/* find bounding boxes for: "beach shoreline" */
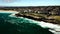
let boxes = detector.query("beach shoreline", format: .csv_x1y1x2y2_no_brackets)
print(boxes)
0,10,18,13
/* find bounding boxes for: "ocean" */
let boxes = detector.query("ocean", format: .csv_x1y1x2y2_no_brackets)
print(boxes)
0,11,59,34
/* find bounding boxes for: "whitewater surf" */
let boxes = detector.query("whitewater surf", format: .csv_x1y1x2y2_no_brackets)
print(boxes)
0,10,60,34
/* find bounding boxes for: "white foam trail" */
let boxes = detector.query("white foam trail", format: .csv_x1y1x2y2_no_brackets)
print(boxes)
9,12,19,17
10,14,60,32
9,11,60,34
31,20,60,33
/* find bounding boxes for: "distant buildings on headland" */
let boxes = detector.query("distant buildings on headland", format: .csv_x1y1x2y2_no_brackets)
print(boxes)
0,6,60,15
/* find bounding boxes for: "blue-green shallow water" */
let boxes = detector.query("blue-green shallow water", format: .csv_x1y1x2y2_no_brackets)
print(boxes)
0,13,54,34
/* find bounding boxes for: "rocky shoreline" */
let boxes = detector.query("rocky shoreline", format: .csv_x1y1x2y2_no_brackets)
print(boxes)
15,13,60,25
15,14,44,21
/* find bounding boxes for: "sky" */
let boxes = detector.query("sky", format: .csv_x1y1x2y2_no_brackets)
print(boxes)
0,0,60,6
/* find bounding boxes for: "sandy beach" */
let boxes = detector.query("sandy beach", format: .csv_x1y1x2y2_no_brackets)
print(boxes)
0,10,18,13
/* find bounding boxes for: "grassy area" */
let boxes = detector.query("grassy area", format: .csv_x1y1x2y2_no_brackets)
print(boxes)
49,16,60,21
54,16,60,21
19,12,47,18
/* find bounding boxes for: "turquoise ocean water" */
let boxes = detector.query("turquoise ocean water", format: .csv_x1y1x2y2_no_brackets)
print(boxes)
0,13,53,34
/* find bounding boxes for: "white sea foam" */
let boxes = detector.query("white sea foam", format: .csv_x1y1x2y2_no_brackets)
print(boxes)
2,10,60,34
10,14,60,33
30,20,60,33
